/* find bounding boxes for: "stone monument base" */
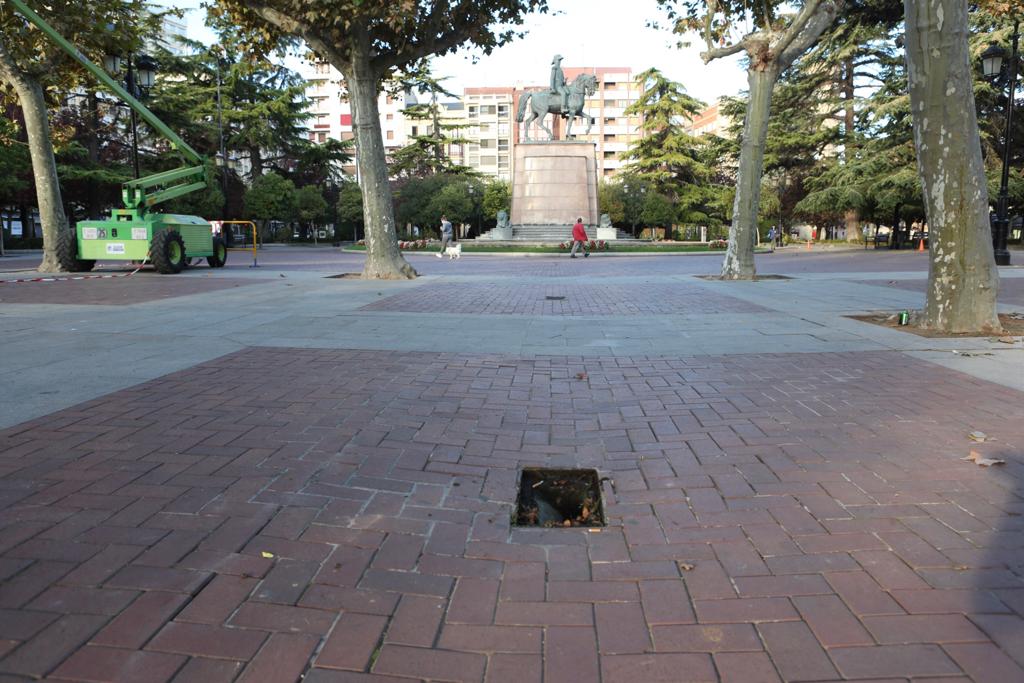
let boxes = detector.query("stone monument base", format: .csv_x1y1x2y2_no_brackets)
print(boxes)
511,141,599,229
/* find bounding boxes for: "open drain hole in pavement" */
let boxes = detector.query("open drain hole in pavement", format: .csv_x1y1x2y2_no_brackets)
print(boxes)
514,468,606,528
545,295,566,300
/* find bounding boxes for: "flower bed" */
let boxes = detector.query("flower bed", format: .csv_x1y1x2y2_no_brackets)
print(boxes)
708,239,728,250
558,240,609,251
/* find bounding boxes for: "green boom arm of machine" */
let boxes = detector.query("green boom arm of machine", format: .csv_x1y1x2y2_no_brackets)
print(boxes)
10,0,209,214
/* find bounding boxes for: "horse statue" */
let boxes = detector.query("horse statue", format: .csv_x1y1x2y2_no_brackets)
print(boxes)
516,73,597,141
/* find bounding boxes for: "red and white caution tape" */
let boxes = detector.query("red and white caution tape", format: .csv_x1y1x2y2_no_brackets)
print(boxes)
0,257,149,285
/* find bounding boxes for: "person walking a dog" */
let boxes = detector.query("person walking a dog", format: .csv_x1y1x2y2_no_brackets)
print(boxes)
437,215,452,258
570,217,589,258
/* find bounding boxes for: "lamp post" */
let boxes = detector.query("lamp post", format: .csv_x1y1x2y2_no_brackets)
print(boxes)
981,21,1019,266
104,53,156,179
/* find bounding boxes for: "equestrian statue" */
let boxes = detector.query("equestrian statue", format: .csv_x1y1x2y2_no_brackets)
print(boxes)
516,54,597,141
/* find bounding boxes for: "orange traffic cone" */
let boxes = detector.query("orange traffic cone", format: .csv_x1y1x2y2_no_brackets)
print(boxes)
917,237,924,252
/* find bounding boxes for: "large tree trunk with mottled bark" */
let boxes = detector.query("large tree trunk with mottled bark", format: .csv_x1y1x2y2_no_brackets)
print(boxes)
904,0,1001,333
11,79,66,272
345,36,415,280
0,44,68,272
722,65,779,279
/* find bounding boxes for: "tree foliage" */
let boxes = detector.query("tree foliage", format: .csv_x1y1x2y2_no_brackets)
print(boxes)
213,0,549,280
0,0,162,271
656,0,842,278
245,171,295,222
482,179,510,222
390,71,472,178
336,180,364,239
621,68,726,226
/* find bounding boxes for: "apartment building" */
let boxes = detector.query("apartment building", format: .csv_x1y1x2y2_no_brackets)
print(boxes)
461,87,515,180
301,64,644,180
685,100,731,138
303,60,411,177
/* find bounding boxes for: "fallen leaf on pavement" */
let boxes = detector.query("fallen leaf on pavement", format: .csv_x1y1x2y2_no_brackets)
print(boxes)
968,431,989,442
963,450,1006,467
260,551,275,558
678,562,694,571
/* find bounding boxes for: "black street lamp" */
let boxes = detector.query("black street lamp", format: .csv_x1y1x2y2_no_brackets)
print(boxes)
981,21,1019,266
104,53,156,179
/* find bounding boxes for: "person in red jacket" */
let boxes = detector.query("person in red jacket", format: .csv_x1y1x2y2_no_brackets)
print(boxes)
570,217,589,258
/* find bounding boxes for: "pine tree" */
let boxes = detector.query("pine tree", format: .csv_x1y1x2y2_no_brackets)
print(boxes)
390,71,472,178
621,68,725,231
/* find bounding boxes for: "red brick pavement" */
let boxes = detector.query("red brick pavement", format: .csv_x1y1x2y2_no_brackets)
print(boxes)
361,283,768,316
1,348,1023,681
0,276,270,306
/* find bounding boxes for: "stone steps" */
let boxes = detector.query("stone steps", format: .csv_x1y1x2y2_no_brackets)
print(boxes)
477,225,632,241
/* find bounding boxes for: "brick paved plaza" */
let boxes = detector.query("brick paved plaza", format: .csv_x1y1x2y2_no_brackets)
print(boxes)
1,247,1023,682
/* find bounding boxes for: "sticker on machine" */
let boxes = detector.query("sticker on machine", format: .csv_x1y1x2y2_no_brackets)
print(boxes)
82,228,98,240
131,228,147,240
106,243,126,255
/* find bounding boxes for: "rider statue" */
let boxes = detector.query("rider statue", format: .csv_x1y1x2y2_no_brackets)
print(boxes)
550,54,569,116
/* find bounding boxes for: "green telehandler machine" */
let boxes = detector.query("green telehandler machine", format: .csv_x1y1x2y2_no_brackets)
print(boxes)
11,0,228,274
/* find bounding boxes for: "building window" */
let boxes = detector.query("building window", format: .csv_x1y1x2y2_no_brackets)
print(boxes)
479,139,495,149
479,123,492,134
468,106,478,118
604,134,616,141
603,151,616,159
604,117,616,125
481,105,496,115
497,139,509,151
498,155,509,168
386,113,394,120
497,123,510,136
318,132,327,143
498,104,509,117
387,130,394,140
468,155,479,165
411,126,418,136
315,62,330,74
480,155,497,166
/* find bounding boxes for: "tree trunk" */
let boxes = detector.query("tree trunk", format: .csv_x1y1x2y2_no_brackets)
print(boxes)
0,46,68,272
722,65,779,279
345,36,415,280
904,0,1001,333
249,146,263,180
842,58,863,242
16,79,67,272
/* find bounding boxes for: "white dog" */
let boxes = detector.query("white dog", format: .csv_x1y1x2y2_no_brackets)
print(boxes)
444,243,462,260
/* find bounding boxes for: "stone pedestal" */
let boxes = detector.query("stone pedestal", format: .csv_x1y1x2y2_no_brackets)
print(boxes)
511,141,599,228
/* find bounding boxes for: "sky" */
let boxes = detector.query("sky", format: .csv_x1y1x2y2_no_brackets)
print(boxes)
160,0,749,106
